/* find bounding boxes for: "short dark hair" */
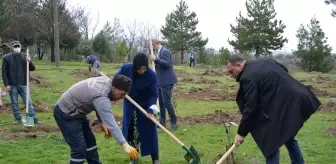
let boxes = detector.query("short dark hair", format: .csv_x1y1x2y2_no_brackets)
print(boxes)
227,55,245,65
111,74,132,92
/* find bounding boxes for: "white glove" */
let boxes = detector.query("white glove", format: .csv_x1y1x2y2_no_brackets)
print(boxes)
149,104,160,115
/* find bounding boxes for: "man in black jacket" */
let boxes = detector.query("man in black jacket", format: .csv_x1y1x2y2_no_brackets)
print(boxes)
226,55,321,164
2,40,42,124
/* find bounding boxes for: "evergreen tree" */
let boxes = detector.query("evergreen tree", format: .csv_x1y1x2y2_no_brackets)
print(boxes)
294,16,334,72
0,0,11,42
228,0,287,58
325,0,336,17
161,0,208,63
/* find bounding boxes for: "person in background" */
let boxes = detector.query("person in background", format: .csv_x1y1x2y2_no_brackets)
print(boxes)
226,55,321,164
188,50,195,67
150,39,178,130
1,40,42,125
54,74,138,164
116,52,160,164
87,54,100,77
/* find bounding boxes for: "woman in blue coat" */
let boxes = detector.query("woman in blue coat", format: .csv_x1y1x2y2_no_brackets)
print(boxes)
115,52,160,164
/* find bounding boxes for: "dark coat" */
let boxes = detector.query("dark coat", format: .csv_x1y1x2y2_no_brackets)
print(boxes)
235,59,321,157
116,63,159,156
154,47,177,87
2,52,35,86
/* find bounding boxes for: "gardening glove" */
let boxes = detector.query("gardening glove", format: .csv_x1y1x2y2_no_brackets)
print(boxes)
101,124,112,139
121,142,139,161
149,104,159,115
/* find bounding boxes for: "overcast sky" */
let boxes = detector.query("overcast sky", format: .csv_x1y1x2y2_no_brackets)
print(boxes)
67,0,336,53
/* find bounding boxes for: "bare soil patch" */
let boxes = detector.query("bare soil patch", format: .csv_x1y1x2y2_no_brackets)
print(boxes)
174,86,236,101
325,127,336,136
0,125,60,140
306,85,336,97
0,101,52,113
70,68,92,79
30,72,52,87
180,76,221,84
178,110,241,125
319,102,336,113
201,69,229,76
299,75,336,88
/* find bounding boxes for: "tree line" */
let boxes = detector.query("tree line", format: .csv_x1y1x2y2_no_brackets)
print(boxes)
0,0,335,72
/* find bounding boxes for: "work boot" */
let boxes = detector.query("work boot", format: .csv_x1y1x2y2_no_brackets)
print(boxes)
12,117,22,125
34,118,43,124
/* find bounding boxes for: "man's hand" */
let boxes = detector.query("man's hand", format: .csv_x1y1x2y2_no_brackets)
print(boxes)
122,142,139,161
234,134,245,146
5,86,11,92
150,54,156,61
101,124,111,139
26,55,31,62
149,104,159,115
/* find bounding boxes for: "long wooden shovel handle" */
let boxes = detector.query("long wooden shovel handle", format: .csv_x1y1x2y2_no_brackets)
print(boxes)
100,72,185,147
148,39,160,109
26,48,29,114
216,144,236,164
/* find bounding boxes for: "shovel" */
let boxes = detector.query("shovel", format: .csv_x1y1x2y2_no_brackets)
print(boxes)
216,144,236,164
148,39,160,117
22,48,34,127
100,72,201,164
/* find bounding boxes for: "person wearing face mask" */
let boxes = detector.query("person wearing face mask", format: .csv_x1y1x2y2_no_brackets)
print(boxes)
54,74,139,164
116,52,160,164
1,40,42,125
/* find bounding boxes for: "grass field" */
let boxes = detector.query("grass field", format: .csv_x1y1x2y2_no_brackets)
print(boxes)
0,61,335,164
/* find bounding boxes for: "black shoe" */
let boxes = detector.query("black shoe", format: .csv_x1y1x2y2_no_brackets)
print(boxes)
171,124,178,131
34,118,43,124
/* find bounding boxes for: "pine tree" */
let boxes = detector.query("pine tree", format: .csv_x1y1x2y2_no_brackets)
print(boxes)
0,0,11,42
161,0,208,63
325,0,336,17
294,16,334,72
228,0,287,58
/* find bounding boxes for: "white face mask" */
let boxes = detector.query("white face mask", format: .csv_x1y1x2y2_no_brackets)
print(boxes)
13,47,21,54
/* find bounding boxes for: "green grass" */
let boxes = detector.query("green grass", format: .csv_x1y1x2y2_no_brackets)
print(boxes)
0,61,335,164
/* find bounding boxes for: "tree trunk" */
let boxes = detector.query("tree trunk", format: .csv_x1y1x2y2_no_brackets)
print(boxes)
255,46,260,59
50,41,55,62
180,50,184,64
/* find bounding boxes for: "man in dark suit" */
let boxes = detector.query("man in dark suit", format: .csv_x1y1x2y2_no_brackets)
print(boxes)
226,55,321,164
150,39,178,130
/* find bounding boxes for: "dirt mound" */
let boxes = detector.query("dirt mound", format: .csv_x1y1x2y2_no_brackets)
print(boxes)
306,85,336,97
29,72,52,87
175,86,236,101
325,127,336,136
201,69,229,76
0,125,60,140
178,110,241,125
70,69,92,79
180,76,221,84
319,102,336,112
33,101,53,112
0,101,52,113
89,116,122,132
0,103,11,113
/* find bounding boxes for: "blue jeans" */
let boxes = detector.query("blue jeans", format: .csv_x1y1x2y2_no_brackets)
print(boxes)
54,105,101,164
158,84,177,126
9,85,36,120
266,137,304,164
